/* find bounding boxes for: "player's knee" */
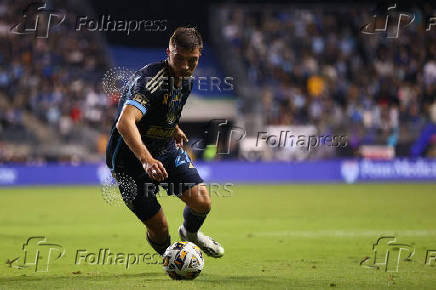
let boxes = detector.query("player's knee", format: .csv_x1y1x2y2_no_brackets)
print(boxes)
181,185,211,213
193,193,211,214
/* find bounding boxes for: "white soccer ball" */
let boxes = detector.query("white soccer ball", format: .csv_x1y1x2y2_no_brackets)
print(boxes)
162,241,204,280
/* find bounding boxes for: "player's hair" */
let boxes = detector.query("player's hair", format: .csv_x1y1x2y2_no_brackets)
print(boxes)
169,26,203,51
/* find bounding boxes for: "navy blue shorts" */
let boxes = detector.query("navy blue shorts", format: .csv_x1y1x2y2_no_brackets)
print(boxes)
113,147,203,222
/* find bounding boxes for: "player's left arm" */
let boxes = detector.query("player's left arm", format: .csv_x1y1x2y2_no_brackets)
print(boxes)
173,124,188,148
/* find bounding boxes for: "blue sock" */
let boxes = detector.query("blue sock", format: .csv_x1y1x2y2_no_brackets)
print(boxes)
183,206,208,233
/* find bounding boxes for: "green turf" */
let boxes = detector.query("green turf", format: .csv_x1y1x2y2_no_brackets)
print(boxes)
1,184,436,289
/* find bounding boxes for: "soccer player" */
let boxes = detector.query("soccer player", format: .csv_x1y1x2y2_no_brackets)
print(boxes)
105,27,224,258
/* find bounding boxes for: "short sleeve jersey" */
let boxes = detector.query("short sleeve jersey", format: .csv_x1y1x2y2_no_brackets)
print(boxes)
106,60,193,170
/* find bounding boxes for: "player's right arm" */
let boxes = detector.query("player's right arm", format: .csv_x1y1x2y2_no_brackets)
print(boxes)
116,96,168,182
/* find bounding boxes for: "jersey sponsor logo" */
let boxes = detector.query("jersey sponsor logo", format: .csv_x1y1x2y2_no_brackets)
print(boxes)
145,126,175,139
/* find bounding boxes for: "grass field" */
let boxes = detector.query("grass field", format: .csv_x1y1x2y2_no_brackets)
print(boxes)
1,184,436,289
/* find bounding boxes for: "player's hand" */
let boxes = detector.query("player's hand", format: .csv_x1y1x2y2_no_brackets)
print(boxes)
174,127,188,148
142,157,168,182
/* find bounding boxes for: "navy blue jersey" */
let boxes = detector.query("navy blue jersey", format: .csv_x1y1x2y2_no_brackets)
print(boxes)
106,60,193,171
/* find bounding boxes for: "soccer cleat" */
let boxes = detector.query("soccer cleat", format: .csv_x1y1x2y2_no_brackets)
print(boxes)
178,225,224,258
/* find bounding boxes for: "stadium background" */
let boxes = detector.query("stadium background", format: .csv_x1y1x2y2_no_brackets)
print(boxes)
1,0,436,289
0,0,435,184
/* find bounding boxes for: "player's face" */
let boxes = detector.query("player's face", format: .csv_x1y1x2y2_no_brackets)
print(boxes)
167,45,201,77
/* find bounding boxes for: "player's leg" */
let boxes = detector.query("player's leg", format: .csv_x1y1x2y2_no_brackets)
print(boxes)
143,208,171,255
178,184,224,258
117,171,171,255
166,147,224,257
179,184,210,233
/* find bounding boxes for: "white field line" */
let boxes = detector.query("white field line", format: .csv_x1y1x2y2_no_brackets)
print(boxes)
254,230,436,237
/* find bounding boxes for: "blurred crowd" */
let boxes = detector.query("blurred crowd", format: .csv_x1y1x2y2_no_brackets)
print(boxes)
1,2,436,162
0,0,114,162
221,4,436,156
